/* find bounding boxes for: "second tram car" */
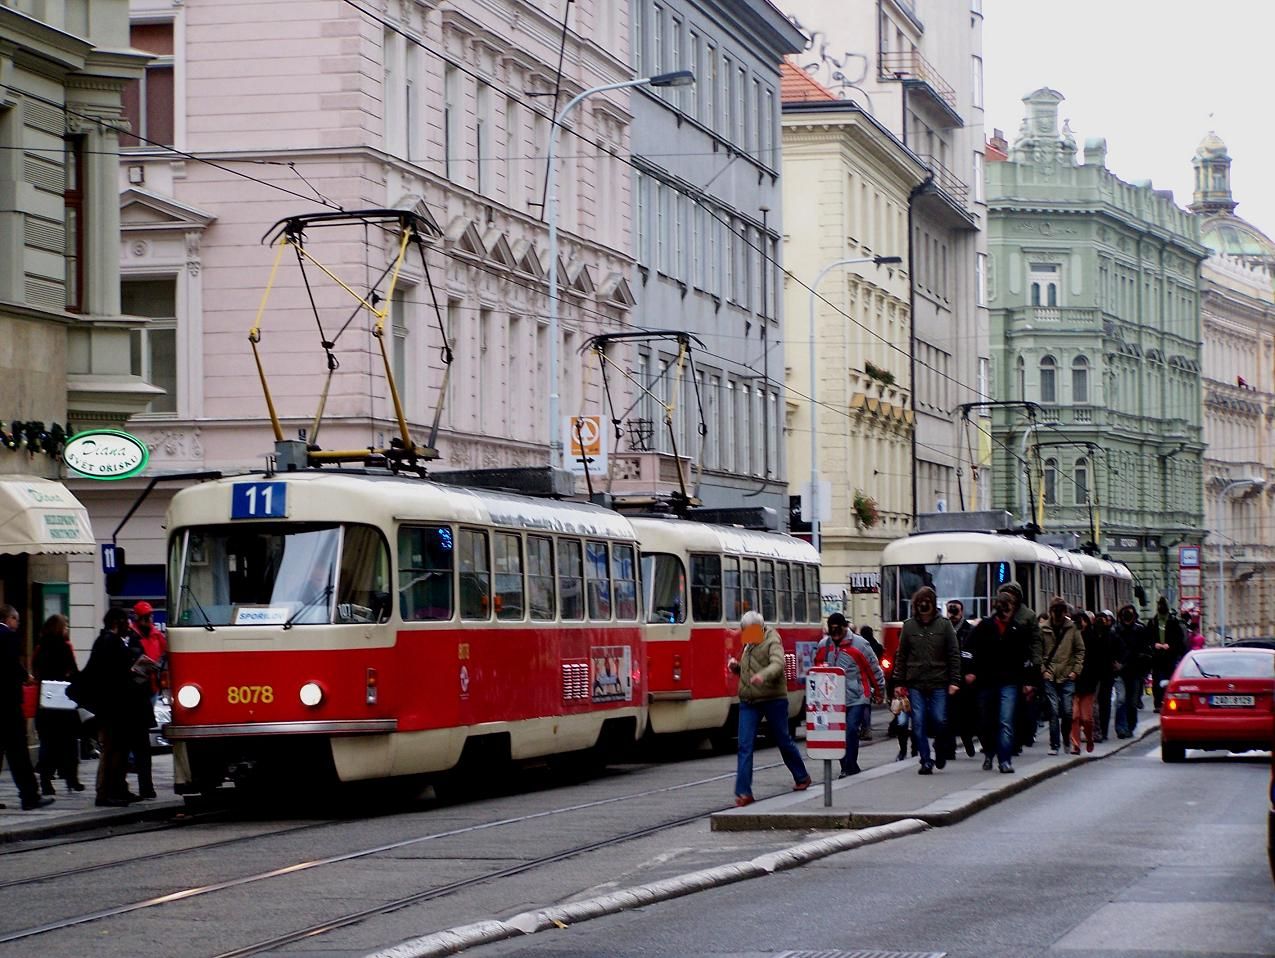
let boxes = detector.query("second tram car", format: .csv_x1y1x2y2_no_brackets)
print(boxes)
631,517,821,737
876,532,1133,683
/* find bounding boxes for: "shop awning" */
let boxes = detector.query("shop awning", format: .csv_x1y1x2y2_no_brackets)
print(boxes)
0,477,96,556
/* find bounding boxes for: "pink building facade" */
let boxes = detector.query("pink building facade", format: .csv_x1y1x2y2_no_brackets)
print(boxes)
68,0,639,644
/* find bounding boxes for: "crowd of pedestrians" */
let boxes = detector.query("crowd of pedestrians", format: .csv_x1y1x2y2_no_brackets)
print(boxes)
1,602,166,811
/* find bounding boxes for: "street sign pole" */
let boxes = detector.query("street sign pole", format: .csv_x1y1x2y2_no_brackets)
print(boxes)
805,665,846,808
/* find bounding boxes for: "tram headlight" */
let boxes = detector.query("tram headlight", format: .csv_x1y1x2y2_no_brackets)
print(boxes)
176,684,202,709
299,682,324,707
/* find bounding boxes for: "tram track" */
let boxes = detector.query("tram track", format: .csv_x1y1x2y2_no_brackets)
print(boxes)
0,759,779,948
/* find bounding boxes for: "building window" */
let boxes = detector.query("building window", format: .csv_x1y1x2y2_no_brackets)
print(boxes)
1044,458,1058,505
121,22,175,148
1074,457,1089,505
1029,263,1060,307
973,150,985,204
975,252,987,307
476,83,491,194
704,41,717,131
720,53,733,144
124,277,178,414
63,136,85,313
1039,355,1056,403
391,288,411,414
972,55,983,109
1072,356,1089,403
443,65,460,181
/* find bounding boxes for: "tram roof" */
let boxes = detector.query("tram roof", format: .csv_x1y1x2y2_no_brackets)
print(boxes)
628,515,820,563
166,471,639,540
880,531,1090,569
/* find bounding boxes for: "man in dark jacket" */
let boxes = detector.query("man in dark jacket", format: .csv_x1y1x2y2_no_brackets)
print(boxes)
1149,596,1186,712
894,586,960,774
0,605,53,810
946,600,978,758
967,583,1042,774
80,607,150,806
1092,610,1118,742
1112,604,1149,738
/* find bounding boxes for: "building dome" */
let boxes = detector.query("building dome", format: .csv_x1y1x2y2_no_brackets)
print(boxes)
1200,213,1275,266
1195,130,1228,159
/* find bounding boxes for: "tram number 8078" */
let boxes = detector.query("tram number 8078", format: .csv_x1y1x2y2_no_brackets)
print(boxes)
227,685,274,705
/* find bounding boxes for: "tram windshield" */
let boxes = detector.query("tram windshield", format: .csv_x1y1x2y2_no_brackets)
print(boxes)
881,562,1004,622
171,522,391,627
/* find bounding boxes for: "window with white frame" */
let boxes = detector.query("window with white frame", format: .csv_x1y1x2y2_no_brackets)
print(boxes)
972,55,983,109
476,83,492,195
1072,356,1089,404
1029,263,1060,307
391,287,411,415
973,150,985,204
405,43,421,162
652,3,664,76
124,277,178,414
443,65,461,181
1039,355,1057,403
704,41,717,131
1074,457,1089,505
1044,458,1058,505
975,252,987,306
505,96,523,206
721,53,733,143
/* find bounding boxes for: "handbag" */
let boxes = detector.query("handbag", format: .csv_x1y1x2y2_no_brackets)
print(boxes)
21,681,37,719
38,679,77,711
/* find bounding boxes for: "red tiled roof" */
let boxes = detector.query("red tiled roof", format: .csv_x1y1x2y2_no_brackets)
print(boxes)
781,60,837,103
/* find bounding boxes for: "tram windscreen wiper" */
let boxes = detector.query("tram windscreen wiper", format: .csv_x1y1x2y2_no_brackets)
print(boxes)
181,582,216,632
283,585,333,630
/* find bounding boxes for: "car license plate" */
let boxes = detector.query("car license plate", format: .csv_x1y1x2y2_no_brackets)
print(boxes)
1210,694,1255,707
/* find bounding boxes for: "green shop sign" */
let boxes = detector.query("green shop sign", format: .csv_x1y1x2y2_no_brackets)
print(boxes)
62,429,149,480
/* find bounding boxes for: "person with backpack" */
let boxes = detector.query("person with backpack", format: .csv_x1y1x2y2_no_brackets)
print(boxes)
814,613,885,777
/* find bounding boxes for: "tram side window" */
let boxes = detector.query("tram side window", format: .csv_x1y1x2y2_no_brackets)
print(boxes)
690,553,722,622
1017,563,1036,610
791,564,806,623
805,564,820,622
397,525,454,621
558,539,584,621
642,552,686,623
585,540,612,620
759,560,777,622
493,532,524,621
459,528,491,620
723,556,741,621
741,558,758,616
612,543,638,620
335,525,391,623
775,562,791,622
527,535,555,620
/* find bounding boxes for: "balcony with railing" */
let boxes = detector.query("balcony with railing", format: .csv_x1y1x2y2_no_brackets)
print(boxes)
1006,306,1103,329
913,153,976,227
879,49,962,126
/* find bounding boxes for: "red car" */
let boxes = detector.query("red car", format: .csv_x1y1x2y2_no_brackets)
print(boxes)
1160,647,1275,763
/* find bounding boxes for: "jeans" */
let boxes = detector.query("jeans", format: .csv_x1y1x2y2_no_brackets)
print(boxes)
1114,673,1143,736
908,687,951,767
1096,677,1114,740
842,703,868,773
979,684,1017,764
735,697,808,798
1043,679,1075,750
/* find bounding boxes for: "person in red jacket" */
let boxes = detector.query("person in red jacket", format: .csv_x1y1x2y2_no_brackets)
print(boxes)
129,601,167,702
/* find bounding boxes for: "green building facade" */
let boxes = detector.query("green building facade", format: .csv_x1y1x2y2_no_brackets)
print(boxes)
986,90,1206,609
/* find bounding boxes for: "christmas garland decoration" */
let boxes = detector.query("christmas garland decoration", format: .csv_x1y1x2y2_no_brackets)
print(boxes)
0,422,68,459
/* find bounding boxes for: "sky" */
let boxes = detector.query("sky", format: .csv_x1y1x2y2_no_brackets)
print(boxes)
983,0,1275,235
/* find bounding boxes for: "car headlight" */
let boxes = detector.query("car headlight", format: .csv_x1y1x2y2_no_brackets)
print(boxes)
176,684,201,709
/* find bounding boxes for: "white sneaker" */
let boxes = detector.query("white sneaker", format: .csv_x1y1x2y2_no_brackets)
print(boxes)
1048,748,1059,756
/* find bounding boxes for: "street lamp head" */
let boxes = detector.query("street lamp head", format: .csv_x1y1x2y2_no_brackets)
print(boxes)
648,70,695,88
873,255,903,265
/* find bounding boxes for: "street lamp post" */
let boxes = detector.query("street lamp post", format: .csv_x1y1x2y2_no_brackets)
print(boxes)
1216,476,1264,643
546,70,694,469
807,255,902,551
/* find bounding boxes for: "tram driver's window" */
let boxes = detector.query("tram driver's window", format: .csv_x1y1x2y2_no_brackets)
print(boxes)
557,539,584,620
585,540,612,620
493,532,524,621
690,554,722,622
459,528,491,620
527,535,556,620
397,525,454,621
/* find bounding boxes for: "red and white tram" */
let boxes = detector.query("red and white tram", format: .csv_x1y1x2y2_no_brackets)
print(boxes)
876,531,1133,684
164,471,646,793
163,470,823,792
631,517,822,737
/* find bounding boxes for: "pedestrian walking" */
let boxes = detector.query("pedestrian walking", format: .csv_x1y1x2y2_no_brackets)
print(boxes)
858,625,883,740
0,605,53,810
1149,596,1185,712
888,684,911,760
967,585,1042,774
1040,597,1084,755
129,600,167,704
1091,610,1118,742
33,613,83,794
894,586,960,774
1070,610,1102,753
1111,604,1149,738
946,600,978,758
728,611,811,806
813,612,885,777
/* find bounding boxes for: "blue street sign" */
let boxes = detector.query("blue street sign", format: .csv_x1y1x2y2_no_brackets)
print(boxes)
102,543,121,574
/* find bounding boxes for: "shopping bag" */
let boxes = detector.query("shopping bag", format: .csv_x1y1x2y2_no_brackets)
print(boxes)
38,679,77,711
21,681,37,719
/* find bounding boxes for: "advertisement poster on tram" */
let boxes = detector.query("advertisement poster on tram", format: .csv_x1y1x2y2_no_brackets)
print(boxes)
590,645,633,702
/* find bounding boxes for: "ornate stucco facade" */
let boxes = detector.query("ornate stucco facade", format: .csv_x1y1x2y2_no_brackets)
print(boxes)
987,89,1206,608
1190,134,1275,640
781,64,926,628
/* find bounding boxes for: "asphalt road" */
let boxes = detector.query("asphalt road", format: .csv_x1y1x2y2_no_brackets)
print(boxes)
473,743,1275,958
